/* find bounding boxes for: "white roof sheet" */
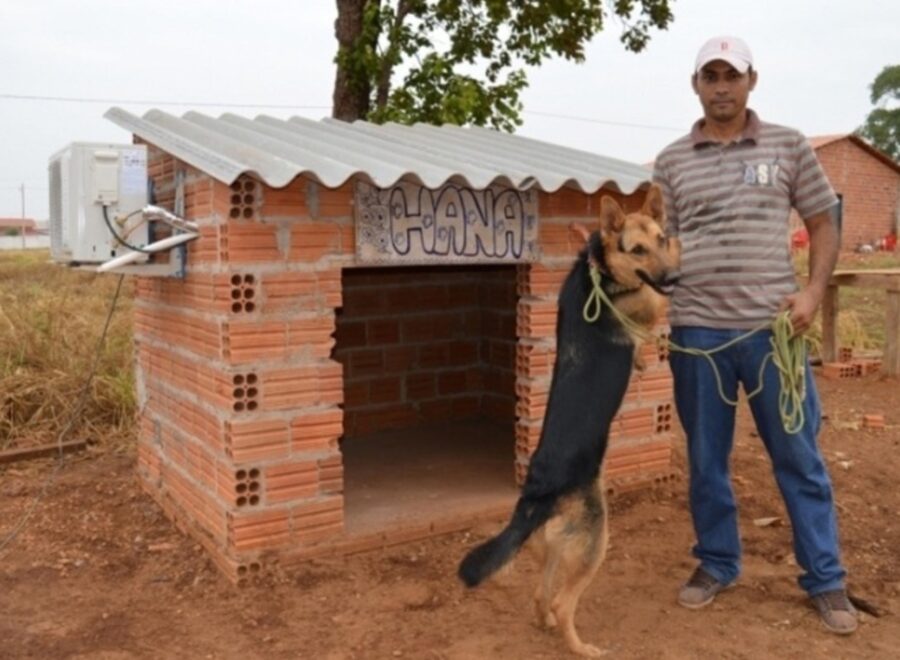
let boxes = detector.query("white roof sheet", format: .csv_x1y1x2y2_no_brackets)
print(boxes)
105,107,651,194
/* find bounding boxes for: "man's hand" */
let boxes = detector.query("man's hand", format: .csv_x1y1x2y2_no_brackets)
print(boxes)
780,287,822,336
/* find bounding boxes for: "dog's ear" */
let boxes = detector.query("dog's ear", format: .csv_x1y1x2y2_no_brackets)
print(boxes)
641,184,666,227
569,221,591,245
599,196,626,234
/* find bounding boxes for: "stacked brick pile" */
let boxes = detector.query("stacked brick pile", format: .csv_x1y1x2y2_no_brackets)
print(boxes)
820,346,882,380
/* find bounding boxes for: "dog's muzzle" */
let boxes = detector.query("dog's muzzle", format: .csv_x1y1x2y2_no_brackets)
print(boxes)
638,269,681,296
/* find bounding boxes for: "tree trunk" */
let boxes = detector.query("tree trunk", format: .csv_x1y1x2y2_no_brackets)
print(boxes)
333,0,372,122
374,0,409,111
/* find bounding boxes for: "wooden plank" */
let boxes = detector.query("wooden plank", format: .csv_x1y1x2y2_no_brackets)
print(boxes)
815,270,900,370
821,283,839,364
830,270,900,290
885,289,900,377
0,440,87,465
832,269,900,276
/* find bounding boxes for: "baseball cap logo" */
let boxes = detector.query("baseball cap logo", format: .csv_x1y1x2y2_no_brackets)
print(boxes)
721,41,730,50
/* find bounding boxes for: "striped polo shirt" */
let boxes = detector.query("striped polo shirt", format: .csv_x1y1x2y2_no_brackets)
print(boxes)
653,109,838,329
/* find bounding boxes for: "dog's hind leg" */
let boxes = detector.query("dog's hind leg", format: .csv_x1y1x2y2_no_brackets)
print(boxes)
532,523,563,629
550,487,610,658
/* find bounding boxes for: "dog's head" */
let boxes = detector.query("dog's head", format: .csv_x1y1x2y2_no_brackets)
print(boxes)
591,184,681,295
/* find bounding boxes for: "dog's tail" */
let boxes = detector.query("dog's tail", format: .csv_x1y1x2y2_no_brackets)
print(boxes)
458,491,558,587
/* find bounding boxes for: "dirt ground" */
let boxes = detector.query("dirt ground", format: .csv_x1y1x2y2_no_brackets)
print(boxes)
1,372,898,660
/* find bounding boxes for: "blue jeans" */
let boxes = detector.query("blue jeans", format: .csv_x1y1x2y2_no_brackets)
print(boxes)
669,326,846,596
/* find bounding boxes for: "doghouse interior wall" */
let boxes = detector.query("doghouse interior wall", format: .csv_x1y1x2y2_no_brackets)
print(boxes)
334,265,518,437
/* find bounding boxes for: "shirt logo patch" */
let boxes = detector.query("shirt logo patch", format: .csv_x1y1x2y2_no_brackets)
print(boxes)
742,161,780,187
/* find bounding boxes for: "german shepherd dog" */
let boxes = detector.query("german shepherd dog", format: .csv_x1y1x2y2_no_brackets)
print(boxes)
458,184,681,657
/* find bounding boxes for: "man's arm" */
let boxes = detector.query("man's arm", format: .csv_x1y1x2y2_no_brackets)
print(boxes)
782,204,841,335
652,159,679,238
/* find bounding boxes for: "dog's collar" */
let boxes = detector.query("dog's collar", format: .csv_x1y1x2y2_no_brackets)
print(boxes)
586,254,643,296
604,278,643,295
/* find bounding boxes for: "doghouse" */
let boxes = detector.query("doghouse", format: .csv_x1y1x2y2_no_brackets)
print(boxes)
106,108,677,582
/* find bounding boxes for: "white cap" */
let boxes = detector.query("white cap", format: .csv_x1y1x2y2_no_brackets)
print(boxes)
694,36,753,74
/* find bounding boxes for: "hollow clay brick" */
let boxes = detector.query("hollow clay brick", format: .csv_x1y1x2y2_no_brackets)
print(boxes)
290,408,343,454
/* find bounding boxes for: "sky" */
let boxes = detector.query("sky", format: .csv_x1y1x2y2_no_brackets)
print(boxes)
1,0,897,221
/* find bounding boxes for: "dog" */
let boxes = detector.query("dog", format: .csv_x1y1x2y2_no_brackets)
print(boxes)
458,184,681,657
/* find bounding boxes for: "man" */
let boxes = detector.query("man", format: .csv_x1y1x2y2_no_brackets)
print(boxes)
652,36,856,635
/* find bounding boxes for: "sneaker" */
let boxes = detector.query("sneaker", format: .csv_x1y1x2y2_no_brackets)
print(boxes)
811,589,858,635
678,566,728,609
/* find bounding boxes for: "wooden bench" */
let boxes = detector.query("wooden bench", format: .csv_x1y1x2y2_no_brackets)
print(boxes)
820,269,900,376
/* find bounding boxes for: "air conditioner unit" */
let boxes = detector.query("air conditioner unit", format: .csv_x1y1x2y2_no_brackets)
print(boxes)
48,142,149,264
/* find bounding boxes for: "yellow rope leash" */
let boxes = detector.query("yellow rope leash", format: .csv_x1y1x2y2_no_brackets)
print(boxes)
583,264,808,434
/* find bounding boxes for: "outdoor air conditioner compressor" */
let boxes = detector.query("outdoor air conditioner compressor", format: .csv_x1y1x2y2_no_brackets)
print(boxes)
48,142,149,264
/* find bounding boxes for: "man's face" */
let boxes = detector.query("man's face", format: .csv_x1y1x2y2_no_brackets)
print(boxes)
691,60,757,123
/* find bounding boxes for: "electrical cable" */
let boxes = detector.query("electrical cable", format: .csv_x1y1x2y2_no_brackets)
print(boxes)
119,206,198,241
0,93,684,132
102,205,152,253
119,207,153,240
0,92,330,110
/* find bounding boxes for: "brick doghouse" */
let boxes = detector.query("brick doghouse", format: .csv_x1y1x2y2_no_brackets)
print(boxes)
106,108,678,582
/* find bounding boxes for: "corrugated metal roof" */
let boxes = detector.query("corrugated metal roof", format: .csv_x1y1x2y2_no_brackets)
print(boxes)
104,107,652,194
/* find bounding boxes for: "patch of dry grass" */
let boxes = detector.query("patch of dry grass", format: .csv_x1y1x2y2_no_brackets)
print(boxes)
0,250,135,450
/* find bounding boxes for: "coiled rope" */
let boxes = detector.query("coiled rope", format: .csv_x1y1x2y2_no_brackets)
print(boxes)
583,264,807,434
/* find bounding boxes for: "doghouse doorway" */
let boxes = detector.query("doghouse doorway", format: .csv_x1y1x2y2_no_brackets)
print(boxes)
334,265,520,539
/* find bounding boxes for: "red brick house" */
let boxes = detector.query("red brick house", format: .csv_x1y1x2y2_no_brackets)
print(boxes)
105,108,677,582
0,217,39,235
798,135,899,251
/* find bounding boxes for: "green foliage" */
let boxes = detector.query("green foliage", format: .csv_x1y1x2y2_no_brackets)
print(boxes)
859,64,900,161
869,64,900,105
335,0,673,130
377,56,528,131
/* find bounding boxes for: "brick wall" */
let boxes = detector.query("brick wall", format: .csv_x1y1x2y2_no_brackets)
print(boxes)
334,266,517,437
136,145,351,581
793,138,900,251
